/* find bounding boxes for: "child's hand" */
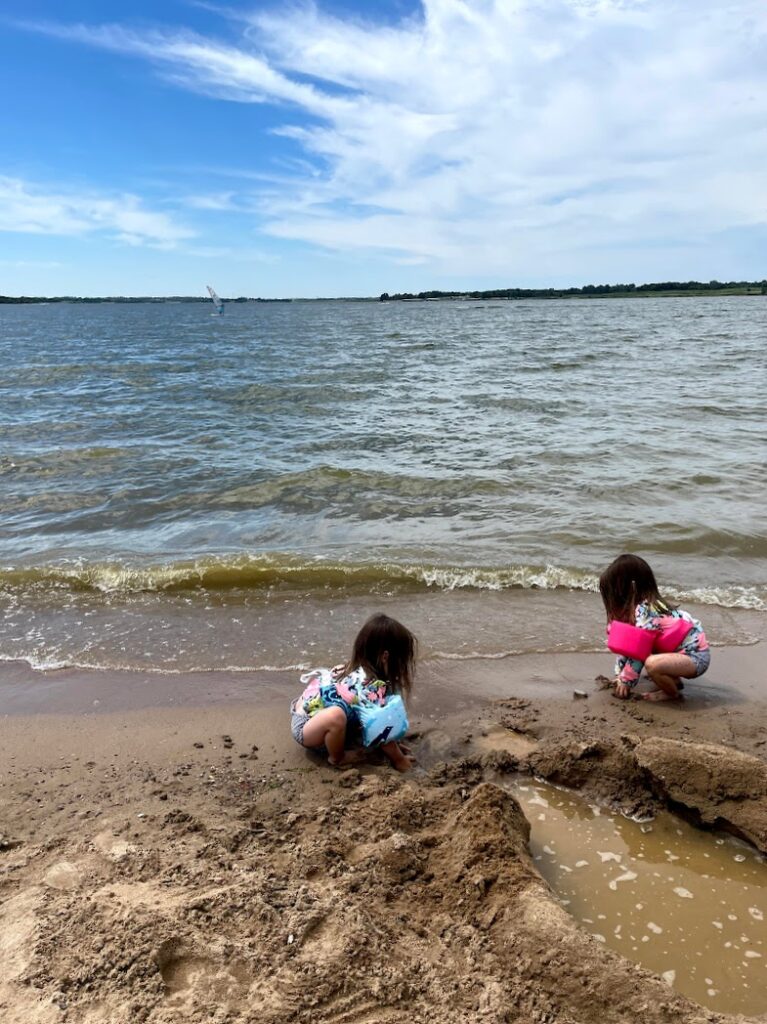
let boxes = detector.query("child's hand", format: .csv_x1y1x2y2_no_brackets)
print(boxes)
613,679,632,700
381,740,416,772
391,752,416,772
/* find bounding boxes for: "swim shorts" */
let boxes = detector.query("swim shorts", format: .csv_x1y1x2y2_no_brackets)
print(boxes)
687,648,711,677
290,701,311,746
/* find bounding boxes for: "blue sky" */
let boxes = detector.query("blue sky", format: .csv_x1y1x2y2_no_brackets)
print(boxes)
1,1,765,297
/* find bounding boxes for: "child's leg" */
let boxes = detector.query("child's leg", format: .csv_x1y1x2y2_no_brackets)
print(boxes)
641,653,697,702
300,706,362,766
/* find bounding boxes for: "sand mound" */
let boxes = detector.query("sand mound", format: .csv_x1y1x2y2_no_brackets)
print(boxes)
0,758,749,1024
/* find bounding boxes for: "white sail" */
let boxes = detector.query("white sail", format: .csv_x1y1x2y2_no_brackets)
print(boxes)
206,285,224,314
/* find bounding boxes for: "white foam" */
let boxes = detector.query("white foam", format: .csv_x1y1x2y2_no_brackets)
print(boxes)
598,851,622,863
609,870,637,891
648,922,663,934
661,970,676,986
673,887,694,899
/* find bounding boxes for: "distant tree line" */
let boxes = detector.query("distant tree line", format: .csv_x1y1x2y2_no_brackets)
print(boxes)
0,295,289,304
379,280,767,301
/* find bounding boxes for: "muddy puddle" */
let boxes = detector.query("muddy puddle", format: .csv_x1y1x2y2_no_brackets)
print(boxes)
509,779,767,1016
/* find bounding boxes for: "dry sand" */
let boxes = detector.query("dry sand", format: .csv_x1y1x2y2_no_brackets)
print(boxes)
1,640,766,1023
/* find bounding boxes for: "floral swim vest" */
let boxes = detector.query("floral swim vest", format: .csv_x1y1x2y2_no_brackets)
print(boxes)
615,601,708,686
297,665,387,721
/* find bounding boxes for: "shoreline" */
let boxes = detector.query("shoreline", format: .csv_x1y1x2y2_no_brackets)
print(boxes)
1,635,764,717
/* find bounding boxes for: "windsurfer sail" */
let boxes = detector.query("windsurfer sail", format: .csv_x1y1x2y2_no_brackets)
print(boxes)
206,285,224,315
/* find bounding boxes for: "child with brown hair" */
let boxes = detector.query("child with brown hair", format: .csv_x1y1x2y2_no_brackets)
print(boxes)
290,613,417,770
599,554,710,702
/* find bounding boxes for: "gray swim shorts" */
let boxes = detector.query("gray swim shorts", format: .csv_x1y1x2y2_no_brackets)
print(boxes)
290,701,311,746
687,648,711,677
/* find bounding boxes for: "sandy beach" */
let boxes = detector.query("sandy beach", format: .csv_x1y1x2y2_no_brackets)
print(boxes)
2,635,766,1024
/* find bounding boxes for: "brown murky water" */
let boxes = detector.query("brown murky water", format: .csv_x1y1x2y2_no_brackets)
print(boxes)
509,780,767,1016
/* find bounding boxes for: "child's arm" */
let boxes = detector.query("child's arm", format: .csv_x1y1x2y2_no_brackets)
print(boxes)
615,653,643,686
616,603,662,687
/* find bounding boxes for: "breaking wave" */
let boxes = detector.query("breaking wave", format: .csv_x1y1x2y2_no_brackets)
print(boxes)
0,554,763,610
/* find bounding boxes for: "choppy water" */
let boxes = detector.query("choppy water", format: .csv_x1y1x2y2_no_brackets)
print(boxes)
0,297,764,671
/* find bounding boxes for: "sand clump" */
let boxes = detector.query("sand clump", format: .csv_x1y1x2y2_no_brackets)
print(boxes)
525,733,767,853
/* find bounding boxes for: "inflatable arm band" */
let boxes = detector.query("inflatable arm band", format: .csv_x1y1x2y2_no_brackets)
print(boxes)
355,694,408,748
654,618,693,654
606,621,655,661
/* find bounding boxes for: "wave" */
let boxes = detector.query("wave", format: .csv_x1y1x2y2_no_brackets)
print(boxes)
0,555,594,595
4,633,759,677
0,554,763,610
0,653,311,675
208,465,509,508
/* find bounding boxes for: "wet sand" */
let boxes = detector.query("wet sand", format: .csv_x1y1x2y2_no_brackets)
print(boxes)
1,639,766,1023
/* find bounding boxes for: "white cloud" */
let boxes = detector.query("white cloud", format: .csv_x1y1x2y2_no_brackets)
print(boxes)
0,176,193,248
26,1,767,277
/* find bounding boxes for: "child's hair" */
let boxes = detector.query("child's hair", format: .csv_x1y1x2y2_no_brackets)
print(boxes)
344,613,417,697
598,554,673,622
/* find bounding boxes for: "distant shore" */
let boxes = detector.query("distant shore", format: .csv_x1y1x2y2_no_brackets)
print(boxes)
2,279,766,303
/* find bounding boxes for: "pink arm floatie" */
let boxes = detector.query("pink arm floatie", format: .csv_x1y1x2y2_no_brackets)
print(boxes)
606,620,655,661
653,618,693,653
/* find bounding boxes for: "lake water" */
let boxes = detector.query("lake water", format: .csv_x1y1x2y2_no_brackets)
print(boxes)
0,297,764,672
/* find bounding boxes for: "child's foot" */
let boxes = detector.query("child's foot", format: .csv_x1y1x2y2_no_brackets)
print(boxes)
640,688,683,702
391,753,416,772
328,748,367,768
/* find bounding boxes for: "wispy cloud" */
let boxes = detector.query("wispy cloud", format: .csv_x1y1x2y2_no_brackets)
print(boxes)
186,243,279,263
0,176,194,248
0,258,64,269
23,1,767,276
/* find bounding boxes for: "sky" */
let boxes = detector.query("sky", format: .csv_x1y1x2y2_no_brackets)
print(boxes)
0,0,765,298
